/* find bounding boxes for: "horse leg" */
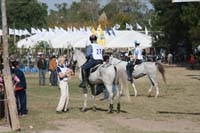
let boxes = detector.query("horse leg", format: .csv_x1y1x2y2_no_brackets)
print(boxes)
148,85,154,97
148,76,159,98
81,87,88,112
131,81,137,97
116,85,121,113
154,83,159,98
90,84,96,112
106,84,114,113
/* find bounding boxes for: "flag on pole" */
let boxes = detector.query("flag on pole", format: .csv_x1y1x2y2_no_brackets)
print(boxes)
9,28,15,35
23,29,30,35
97,25,105,46
136,23,142,30
31,28,37,34
105,28,111,36
172,0,200,2
145,26,148,35
113,24,120,30
111,27,116,36
92,27,97,35
148,19,152,27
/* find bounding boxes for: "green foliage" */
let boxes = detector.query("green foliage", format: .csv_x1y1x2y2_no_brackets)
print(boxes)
48,0,151,29
0,0,48,29
151,0,200,54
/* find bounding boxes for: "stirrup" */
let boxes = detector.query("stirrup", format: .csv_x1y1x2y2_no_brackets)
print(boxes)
79,82,86,88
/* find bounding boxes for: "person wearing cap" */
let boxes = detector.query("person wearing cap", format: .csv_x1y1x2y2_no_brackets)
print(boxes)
126,40,144,81
56,56,74,113
37,54,47,86
79,34,103,88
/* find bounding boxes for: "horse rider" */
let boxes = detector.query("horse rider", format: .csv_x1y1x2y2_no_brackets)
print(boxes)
79,34,103,88
126,40,144,81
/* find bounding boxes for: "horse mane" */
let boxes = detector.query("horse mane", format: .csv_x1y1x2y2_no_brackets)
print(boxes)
74,49,86,67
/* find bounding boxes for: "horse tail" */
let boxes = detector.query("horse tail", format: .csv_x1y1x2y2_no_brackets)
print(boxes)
113,66,118,85
114,65,131,102
156,62,166,83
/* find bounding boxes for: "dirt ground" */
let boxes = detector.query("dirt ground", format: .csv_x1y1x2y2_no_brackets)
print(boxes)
1,66,200,133
41,116,200,133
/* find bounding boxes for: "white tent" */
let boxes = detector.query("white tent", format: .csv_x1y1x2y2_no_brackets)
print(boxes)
17,30,152,49
105,30,152,49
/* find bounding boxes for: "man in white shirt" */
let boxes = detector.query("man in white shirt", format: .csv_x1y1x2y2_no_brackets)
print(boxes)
126,40,143,81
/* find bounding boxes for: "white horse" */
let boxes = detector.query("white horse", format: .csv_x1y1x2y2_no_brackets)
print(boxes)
110,57,166,98
72,49,126,113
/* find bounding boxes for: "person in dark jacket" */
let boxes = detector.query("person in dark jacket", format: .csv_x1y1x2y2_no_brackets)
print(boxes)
37,54,47,86
13,61,28,116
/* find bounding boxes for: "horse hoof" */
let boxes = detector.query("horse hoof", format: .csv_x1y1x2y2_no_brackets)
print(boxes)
117,103,120,113
108,110,113,114
92,106,96,112
81,108,87,112
108,104,113,113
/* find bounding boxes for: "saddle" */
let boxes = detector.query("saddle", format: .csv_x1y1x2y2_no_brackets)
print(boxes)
90,63,112,73
90,64,102,73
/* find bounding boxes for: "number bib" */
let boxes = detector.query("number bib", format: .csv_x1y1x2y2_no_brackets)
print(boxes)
92,43,103,60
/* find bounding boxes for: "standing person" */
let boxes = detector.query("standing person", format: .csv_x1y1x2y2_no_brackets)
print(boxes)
189,54,195,70
37,54,47,86
49,56,57,86
79,34,103,88
13,61,28,116
126,40,144,81
56,56,74,113
167,52,173,64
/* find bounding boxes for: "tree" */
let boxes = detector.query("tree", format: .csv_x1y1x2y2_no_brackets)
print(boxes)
100,0,150,29
0,0,48,29
151,0,200,55
98,12,108,28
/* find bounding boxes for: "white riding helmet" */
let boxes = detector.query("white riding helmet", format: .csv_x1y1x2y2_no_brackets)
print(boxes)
134,40,140,45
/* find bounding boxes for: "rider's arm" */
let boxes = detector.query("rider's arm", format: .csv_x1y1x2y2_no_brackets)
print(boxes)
132,49,139,63
86,45,93,59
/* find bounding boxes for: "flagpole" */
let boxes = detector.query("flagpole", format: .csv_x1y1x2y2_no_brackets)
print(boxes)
13,22,16,46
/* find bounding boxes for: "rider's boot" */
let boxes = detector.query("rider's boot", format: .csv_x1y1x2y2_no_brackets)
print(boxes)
126,62,133,81
79,69,87,88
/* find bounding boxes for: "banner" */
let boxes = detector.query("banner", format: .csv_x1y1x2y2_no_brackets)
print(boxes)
172,0,200,2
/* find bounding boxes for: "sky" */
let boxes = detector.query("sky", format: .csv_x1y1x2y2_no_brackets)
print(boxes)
38,0,153,11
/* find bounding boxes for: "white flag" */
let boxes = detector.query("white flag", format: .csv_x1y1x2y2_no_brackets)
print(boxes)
126,23,131,30
0,29,2,36
172,0,200,2
36,29,42,34
113,24,120,30
136,23,142,30
145,26,148,35
9,28,15,35
31,28,37,34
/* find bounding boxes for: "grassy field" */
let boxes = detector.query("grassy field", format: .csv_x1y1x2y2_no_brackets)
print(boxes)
1,66,200,133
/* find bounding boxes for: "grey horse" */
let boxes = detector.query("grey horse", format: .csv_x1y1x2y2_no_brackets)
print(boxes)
110,57,166,98
72,49,128,113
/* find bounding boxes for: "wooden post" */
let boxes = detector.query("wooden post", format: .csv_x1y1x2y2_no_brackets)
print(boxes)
1,0,20,130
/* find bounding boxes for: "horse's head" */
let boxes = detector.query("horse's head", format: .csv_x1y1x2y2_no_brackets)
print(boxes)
71,49,86,67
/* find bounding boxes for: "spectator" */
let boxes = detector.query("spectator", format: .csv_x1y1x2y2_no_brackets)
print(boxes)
167,53,173,64
56,56,74,113
37,54,47,86
49,56,57,86
189,54,195,70
13,61,28,116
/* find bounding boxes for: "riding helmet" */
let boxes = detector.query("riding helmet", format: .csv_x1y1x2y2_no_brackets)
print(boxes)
89,34,97,43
